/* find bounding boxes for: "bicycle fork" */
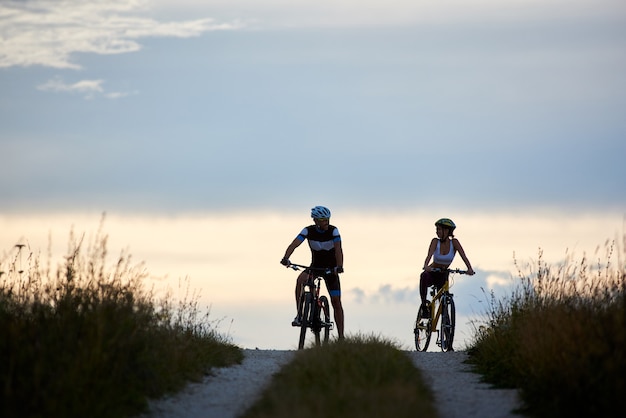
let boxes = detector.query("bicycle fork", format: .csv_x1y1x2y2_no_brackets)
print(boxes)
297,275,314,321
433,303,443,347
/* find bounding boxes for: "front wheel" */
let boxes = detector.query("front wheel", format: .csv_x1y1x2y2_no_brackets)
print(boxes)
440,294,456,352
414,303,432,351
319,296,330,345
298,292,312,350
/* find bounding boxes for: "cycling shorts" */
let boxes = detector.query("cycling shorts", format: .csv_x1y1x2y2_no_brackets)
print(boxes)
421,269,449,290
322,272,341,297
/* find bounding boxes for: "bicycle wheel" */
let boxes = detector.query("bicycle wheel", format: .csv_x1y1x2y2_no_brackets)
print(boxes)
298,292,312,350
414,303,432,351
312,299,322,347
440,294,456,352
319,295,331,345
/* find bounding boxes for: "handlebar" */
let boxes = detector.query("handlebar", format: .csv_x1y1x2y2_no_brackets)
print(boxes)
286,263,332,275
430,267,470,274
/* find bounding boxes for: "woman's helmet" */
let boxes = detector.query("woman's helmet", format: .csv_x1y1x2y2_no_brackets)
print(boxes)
435,218,456,232
311,206,331,219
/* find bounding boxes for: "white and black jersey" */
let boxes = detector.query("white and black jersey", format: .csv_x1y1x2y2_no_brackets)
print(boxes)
296,225,341,268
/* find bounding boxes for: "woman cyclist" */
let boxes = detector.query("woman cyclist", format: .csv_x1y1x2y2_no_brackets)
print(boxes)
419,218,475,318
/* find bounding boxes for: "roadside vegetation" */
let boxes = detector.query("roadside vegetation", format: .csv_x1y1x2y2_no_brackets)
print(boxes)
0,225,242,418
466,238,625,417
241,334,438,418
5,221,624,418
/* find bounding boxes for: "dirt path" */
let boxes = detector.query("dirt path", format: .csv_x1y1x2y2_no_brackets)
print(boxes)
143,349,521,418
408,351,521,418
142,350,295,418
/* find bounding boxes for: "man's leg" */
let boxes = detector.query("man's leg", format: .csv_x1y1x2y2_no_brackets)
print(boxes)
295,272,308,307
293,272,308,324
330,295,344,339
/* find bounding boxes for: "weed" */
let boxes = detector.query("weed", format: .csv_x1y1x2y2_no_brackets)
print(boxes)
241,333,438,418
0,221,242,418
467,237,626,417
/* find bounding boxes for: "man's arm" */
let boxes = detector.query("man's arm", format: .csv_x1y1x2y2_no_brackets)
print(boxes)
334,241,344,271
281,238,303,264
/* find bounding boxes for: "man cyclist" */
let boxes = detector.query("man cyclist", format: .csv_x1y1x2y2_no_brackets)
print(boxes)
280,205,345,340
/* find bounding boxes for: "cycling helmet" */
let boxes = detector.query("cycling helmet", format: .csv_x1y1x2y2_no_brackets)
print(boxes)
311,206,331,219
435,218,456,231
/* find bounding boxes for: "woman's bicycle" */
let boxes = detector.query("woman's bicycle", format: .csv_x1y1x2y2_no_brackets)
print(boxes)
287,263,334,349
414,268,469,352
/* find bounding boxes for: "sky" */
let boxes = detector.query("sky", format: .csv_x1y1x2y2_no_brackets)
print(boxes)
1,0,625,350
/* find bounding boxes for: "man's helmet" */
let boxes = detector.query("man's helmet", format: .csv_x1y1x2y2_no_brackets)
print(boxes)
435,218,456,231
311,206,331,219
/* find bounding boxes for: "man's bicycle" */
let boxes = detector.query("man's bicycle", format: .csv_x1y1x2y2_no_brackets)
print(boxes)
414,268,469,352
287,263,334,349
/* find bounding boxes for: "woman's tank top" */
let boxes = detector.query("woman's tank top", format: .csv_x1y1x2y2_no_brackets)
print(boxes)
433,239,455,265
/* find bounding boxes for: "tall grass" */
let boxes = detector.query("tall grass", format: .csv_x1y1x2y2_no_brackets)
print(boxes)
241,334,438,418
0,224,242,418
467,238,625,417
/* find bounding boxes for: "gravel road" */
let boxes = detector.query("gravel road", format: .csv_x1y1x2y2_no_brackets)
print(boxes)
143,350,295,418
143,349,521,418
408,351,521,418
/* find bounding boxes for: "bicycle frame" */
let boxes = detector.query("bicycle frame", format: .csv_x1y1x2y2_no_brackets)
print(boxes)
288,263,333,349
300,273,326,325
425,281,451,333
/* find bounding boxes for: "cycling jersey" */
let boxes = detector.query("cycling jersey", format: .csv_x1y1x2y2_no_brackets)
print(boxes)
296,225,341,268
433,239,455,265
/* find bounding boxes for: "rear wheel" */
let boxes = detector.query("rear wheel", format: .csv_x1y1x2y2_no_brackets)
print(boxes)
440,294,456,352
298,293,312,349
312,296,332,347
414,303,432,351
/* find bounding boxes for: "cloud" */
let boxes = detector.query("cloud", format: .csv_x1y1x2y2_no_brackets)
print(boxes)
37,77,104,93
370,284,420,304
103,91,136,99
349,288,366,304
348,284,420,305
0,0,243,69
1,0,622,70
151,0,626,29
346,268,521,319
36,76,136,99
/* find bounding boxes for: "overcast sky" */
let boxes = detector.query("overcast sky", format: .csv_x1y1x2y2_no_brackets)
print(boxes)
1,0,625,215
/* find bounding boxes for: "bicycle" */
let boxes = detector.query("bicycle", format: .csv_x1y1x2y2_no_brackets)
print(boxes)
414,268,469,352
286,263,334,349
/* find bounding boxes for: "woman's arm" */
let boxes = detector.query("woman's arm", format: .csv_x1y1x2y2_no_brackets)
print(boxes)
453,239,475,275
422,238,438,271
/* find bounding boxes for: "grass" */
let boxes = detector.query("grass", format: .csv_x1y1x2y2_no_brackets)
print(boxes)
240,334,439,418
466,239,625,417
0,223,243,418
